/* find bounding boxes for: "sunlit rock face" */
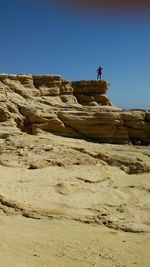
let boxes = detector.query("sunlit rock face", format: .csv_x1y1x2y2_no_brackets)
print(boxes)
0,73,149,144
72,80,112,106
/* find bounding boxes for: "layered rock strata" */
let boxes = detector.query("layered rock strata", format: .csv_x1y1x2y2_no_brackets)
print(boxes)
0,74,149,144
72,80,111,106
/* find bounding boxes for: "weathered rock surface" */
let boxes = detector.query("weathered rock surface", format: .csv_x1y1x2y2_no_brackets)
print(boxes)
72,80,112,106
0,74,150,267
0,74,149,144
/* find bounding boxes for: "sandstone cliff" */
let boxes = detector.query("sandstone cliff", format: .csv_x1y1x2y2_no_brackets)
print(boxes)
0,74,150,267
0,74,149,144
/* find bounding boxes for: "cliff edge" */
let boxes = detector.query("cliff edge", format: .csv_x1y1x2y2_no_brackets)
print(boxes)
0,74,149,144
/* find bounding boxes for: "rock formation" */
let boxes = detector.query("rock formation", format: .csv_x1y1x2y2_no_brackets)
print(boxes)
0,74,150,267
0,73,149,144
72,80,111,106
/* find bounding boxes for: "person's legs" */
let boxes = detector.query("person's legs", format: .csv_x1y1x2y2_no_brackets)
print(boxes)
97,73,102,80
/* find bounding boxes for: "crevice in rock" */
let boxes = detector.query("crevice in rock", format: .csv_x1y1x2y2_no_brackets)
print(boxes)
0,194,41,219
71,147,150,174
57,112,85,137
95,215,145,233
76,177,110,184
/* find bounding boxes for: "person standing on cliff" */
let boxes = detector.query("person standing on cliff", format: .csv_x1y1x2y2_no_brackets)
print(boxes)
97,66,103,80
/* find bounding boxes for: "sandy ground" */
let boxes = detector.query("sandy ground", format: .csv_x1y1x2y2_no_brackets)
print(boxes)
0,133,150,267
0,216,149,267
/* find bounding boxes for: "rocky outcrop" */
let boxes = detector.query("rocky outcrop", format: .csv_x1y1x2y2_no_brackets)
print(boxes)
0,74,110,105
0,74,149,144
58,109,150,144
72,80,112,106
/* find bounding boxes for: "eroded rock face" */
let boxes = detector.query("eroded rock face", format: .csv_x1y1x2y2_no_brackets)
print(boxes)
0,73,149,144
72,80,112,106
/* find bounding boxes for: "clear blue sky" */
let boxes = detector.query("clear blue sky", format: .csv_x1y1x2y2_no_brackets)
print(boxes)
0,0,150,109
